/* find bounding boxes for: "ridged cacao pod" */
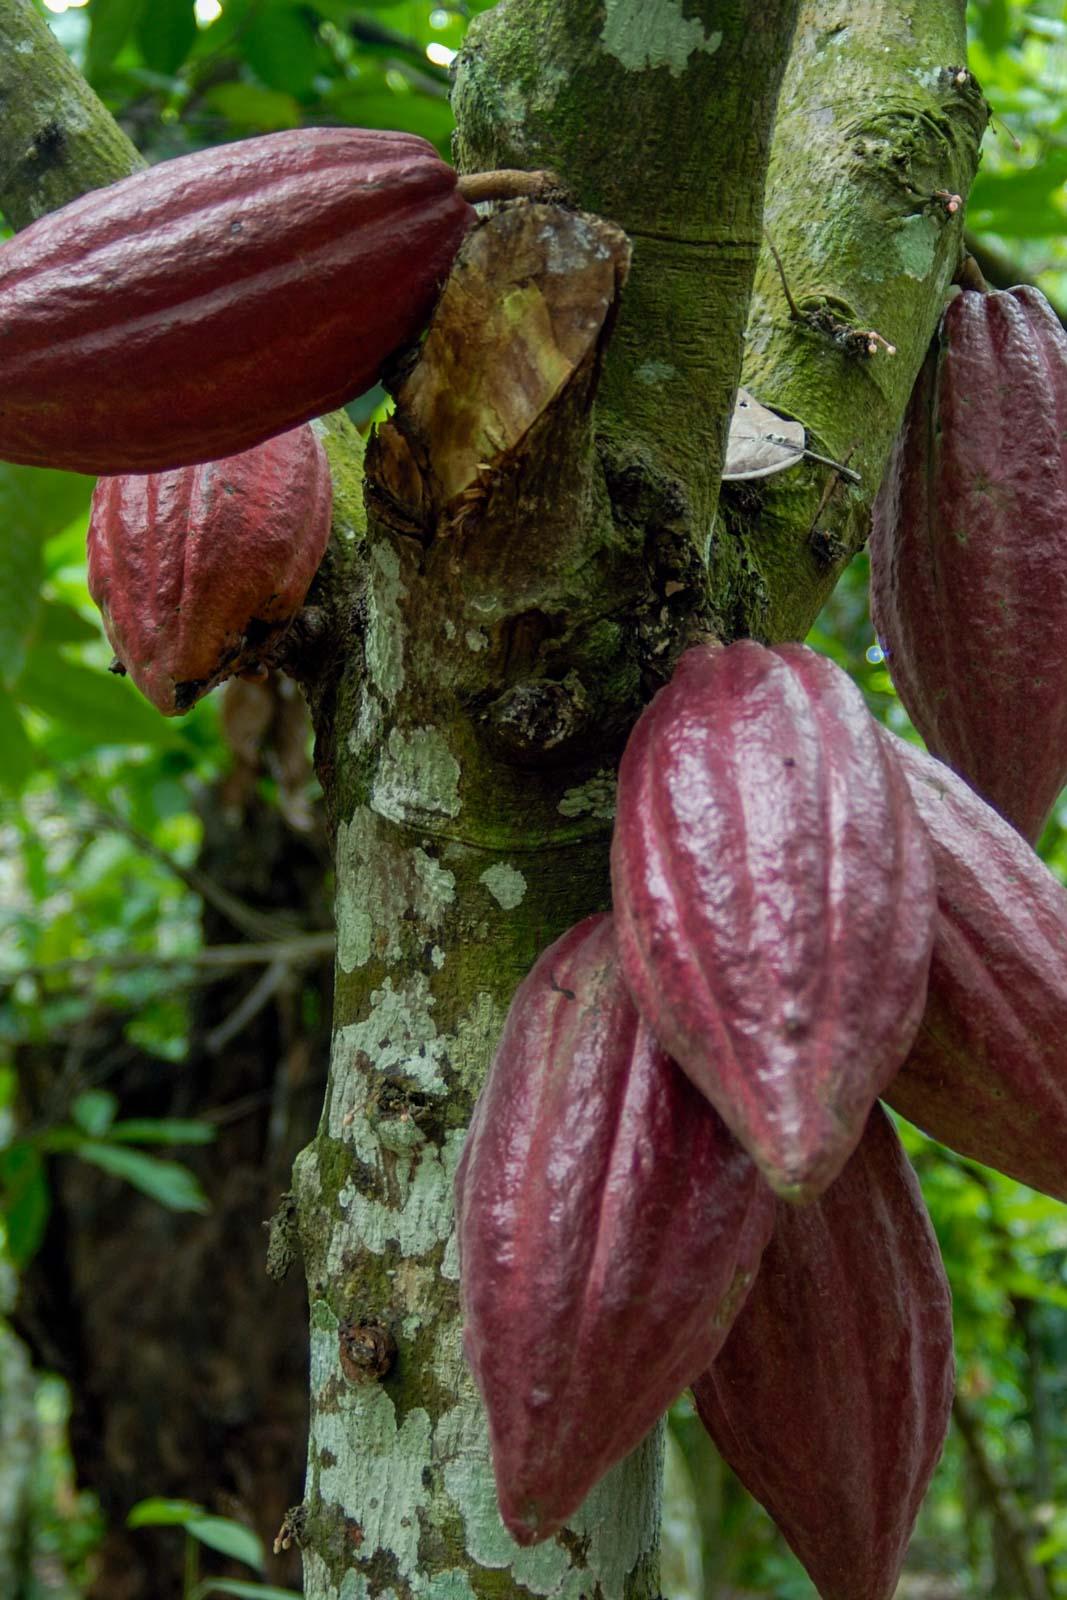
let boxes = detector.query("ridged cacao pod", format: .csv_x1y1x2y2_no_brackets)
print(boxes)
0,128,474,474
880,731,1067,1201
693,1105,954,1600
87,424,332,714
870,286,1067,843
611,640,936,1202
455,913,775,1547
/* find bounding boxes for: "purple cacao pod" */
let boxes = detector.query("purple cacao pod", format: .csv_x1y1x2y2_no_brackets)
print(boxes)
870,286,1067,843
880,729,1067,1201
455,913,775,1547
0,128,474,474
693,1105,954,1600
87,425,332,714
611,640,936,1202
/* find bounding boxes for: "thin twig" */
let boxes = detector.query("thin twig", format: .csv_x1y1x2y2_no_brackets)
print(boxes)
764,228,803,320
203,959,291,1055
59,781,303,943
6,933,336,984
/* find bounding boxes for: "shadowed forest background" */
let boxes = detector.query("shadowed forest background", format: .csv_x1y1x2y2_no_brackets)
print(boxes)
1,0,1067,1596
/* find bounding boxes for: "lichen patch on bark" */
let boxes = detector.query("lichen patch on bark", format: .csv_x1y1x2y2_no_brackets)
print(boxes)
335,809,457,974
557,773,617,821
478,864,527,910
437,1398,663,1598
367,542,407,703
600,0,722,76
371,728,463,828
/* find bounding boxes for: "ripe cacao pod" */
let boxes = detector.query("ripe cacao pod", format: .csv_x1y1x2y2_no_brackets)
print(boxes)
880,730,1067,1201
87,424,332,714
0,128,474,474
870,285,1067,843
693,1104,954,1600
611,640,936,1202
455,913,775,1547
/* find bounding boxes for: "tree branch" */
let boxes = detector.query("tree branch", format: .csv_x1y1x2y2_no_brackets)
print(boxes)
719,0,987,641
0,0,143,229
7,934,335,985
59,784,311,943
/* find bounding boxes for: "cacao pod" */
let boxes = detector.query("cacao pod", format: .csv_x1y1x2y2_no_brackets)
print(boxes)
0,128,474,474
880,729,1067,1201
611,640,936,1202
870,285,1067,843
693,1105,954,1600
455,913,775,1547
87,424,332,714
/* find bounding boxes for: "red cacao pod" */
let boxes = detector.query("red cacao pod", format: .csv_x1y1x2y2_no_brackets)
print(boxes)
455,913,775,1547
87,424,332,714
611,640,936,1202
693,1105,954,1600
880,730,1067,1201
870,286,1067,843
0,128,474,474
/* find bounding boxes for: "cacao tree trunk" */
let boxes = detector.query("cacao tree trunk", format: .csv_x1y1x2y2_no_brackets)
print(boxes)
0,0,984,1595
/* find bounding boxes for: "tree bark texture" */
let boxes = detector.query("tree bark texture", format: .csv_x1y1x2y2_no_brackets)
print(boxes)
0,0,142,229
0,0,985,1597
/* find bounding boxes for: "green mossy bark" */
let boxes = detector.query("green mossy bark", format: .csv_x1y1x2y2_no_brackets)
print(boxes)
0,0,142,230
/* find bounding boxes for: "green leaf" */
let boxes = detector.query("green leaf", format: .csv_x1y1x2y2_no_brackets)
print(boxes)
186,1516,264,1571
0,1143,51,1267
15,645,178,749
75,1142,209,1213
71,1089,118,1137
0,463,93,546
967,149,1067,239
136,0,197,75
323,85,454,149
128,1497,206,1528
0,694,36,794
0,520,43,685
243,4,321,94
107,1118,217,1146
34,600,101,648
193,1584,301,1600
975,0,1011,54
204,83,302,131
88,0,145,75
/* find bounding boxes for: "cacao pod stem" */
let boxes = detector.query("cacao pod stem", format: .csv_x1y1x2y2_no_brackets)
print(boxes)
456,168,566,204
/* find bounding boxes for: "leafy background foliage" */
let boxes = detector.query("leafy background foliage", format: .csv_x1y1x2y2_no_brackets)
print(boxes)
1,0,1066,1594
